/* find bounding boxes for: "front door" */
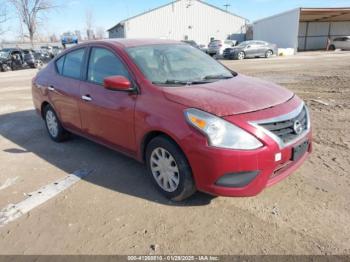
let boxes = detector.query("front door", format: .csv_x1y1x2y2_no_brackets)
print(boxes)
79,47,137,154
245,42,258,58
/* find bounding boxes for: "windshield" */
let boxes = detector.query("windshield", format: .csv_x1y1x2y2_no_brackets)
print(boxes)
237,41,251,47
0,51,9,59
127,44,234,85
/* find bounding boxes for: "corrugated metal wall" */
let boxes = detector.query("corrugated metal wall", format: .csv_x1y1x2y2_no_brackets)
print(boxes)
253,9,300,52
298,21,350,50
109,25,125,38
123,0,247,45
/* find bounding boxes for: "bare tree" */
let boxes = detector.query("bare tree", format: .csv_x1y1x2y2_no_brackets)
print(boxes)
8,0,57,46
85,9,94,40
95,26,105,40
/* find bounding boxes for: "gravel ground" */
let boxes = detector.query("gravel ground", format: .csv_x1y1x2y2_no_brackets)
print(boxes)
0,51,349,255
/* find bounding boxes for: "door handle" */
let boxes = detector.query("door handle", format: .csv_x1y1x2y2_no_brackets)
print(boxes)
48,86,55,91
81,95,92,102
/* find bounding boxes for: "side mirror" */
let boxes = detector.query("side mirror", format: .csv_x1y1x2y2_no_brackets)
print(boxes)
103,76,132,91
247,45,251,49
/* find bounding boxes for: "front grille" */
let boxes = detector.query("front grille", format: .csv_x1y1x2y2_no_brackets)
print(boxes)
259,106,308,144
223,48,233,56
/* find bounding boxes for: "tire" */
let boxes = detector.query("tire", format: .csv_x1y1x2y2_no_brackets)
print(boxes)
1,64,11,72
34,60,43,69
265,50,273,58
44,105,69,142
145,136,196,201
237,51,245,60
329,45,336,51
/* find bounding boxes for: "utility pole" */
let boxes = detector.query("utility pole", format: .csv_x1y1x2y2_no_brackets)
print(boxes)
223,3,231,11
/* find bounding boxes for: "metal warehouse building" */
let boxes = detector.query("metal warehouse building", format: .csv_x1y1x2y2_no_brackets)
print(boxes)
108,0,248,45
253,7,350,53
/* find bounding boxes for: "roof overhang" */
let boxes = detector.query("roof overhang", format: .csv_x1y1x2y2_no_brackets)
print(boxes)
300,8,350,22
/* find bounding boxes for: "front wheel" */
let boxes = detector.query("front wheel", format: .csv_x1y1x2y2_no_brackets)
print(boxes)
1,64,11,72
237,51,245,60
146,136,196,201
265,50,273,58
34,60,43,69
44,105,69,142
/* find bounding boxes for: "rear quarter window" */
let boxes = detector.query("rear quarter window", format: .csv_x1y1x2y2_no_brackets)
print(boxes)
55,56,65,75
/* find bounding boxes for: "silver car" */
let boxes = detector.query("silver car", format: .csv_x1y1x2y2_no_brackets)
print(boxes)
330,36,350,50
223,40,278,60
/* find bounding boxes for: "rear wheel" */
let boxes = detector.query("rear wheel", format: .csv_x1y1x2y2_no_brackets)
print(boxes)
265,50,273,58
237,51,245,60
44,105,69,142
146,136,196,201
329,45,336,51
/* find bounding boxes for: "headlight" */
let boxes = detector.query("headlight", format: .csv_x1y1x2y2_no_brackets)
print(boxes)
184,108,263,150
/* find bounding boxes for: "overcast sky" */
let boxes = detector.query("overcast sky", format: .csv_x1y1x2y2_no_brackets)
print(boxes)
1,0,350,41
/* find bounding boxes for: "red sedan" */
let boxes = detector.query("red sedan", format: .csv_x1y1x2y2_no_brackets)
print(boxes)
32,39,312,201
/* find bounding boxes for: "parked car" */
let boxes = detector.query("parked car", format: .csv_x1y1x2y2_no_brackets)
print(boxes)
207,39,237,56
329,36,350,50
182,40,208,53
0,48,43,71
32,39,312,201
198,44,208,53
23,49,45,68
61,32,78,45
52,46,63,56
182,40,199,48
32,49,53,63
223,40,278,60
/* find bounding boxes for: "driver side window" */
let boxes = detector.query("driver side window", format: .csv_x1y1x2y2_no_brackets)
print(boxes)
87,47,129,85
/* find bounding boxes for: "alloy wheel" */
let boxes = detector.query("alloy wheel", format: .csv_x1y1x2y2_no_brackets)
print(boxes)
238,52,245,60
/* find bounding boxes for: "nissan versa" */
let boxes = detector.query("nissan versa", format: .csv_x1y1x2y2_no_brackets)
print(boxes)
32,39,312,201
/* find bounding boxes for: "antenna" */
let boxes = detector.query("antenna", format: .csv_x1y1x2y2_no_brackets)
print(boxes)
223,3,231,11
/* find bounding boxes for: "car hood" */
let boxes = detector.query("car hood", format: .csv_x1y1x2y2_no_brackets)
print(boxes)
229,46,244,51
162,74,294,116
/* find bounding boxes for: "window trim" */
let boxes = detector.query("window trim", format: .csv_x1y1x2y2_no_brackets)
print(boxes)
83,45,139,93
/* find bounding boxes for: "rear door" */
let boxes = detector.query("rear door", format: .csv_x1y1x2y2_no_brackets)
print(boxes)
48,48,87,132
256,41,268,56
79,46,137,154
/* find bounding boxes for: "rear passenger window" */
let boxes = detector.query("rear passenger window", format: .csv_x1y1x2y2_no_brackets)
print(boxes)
87,48,129,85
56,56,64,74
61,48,85,79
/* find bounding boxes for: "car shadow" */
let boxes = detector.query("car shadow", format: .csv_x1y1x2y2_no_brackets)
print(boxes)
0,110,215,206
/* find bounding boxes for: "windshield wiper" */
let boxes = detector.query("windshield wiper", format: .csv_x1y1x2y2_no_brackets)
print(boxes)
203,74,233,80
152,79,212,85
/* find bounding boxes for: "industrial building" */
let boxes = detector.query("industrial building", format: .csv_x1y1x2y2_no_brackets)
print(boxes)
253,7,350,53
108,0,248,45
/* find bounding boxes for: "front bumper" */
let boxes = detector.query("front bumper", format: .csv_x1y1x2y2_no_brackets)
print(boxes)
223,51,236,59
181,97,312,197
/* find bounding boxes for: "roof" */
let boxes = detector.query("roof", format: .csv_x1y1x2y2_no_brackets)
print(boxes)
254,7,350,24
300,7,350,22
82,38,183,48
108,0,248,31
